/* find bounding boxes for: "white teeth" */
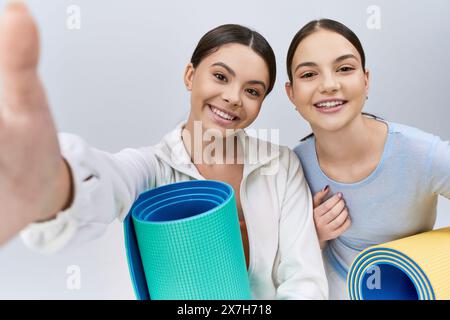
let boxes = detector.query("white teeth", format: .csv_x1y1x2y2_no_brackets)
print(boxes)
210,106,236,120
316,100,344,108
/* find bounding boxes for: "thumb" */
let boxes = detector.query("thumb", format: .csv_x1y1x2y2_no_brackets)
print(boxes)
0,2,41,112
313,185,329,208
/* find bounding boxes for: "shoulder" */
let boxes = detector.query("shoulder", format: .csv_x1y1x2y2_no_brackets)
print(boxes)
389,121,440,144
292,137,317,177
272,146,312,191
387,121,443,156
389,121,432,137
277,144,301,171
242,131,294,169
293,136,315,160
251,140,304,181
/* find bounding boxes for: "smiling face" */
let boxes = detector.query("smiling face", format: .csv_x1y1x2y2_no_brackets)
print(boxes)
286,29,369,133
184,43,270,135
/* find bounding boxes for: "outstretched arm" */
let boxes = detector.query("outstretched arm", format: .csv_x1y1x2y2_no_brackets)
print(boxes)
0,2,72,245
0,3,160,252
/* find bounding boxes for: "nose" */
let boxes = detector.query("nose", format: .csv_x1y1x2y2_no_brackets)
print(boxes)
319,71,341,94
221,85,242,107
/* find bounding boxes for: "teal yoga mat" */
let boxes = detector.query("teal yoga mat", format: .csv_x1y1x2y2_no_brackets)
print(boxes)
123,180,251,300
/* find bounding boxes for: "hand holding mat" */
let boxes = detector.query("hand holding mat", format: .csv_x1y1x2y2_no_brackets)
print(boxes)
347,227,450,300
124,180,252,300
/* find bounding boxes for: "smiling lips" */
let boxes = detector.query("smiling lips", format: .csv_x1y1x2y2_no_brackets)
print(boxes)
209,98,347,121
313,99,348,113
208,104,240,121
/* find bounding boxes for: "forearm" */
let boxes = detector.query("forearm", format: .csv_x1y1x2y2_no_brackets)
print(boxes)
34,157,74,223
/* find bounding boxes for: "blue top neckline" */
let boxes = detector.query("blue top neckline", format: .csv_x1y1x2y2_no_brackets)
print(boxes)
311,119,393,188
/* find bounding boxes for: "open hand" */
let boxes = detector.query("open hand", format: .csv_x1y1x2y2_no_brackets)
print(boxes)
0,2,71,246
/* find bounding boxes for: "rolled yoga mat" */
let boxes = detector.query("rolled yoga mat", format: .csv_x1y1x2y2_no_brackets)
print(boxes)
347,227,450,300
123,180,251,300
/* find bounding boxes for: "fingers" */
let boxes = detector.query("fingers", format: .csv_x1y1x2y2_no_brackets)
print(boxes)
313,185,329,208
313,190,352,242
0,1,38,72
328,207,349,230
321,199,346,224
0,1,42,113
316,209,351,242
330,214,351,239
314,191,343,216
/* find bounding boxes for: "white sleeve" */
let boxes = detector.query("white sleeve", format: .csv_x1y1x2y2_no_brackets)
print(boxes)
275,148,328,300
20,132,161,254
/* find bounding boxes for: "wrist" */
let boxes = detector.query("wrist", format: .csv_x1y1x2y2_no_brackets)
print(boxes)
59,157,74,212
36,157,73,222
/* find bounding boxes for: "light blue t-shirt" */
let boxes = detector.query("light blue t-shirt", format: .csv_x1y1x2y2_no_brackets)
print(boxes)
294,120,450,298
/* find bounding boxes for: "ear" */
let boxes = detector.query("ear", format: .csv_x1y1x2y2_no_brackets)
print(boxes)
285,81,295,105
364,68,370,96
184,63,195,91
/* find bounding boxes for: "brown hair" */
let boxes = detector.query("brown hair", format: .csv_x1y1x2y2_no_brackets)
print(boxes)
286,20,383,141
286,19,366,83
191,24,276,96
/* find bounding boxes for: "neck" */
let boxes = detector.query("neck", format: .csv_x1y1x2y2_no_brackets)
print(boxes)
313,116,384,166
182,115,243,167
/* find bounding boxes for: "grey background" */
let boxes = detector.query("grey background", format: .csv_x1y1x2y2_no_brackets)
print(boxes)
0,0,449,299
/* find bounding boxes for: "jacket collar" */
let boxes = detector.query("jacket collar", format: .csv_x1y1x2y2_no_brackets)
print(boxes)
153,121,280,180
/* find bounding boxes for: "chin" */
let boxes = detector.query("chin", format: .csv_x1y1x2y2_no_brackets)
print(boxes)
199,119,236,137
311,115,352,133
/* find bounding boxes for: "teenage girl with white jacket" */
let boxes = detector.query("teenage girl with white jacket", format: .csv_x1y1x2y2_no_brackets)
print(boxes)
0,2,327,299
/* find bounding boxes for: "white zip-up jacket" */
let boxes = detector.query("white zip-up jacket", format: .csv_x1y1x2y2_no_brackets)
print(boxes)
20,123,328,300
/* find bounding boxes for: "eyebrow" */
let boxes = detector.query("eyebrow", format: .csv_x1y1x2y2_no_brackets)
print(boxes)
210,62,267,92
293,54,359,73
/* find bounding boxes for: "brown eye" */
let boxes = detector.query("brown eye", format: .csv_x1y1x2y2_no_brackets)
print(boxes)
338,66,355,72
300,72,316,79
246,88,260,97
214,73,227,82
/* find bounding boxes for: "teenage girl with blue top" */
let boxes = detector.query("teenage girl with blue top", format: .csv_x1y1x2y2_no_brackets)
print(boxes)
285,19,450,299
